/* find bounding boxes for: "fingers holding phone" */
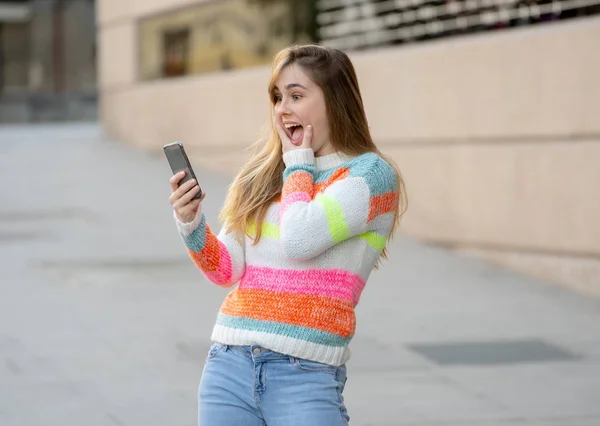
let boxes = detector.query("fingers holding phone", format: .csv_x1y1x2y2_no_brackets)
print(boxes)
169,171,205,223
164,141,205,223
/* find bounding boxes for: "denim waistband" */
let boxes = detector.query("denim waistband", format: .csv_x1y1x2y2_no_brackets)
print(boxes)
219,343,297,361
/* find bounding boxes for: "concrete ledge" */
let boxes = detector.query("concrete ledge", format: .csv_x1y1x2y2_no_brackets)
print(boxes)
457,247,600,298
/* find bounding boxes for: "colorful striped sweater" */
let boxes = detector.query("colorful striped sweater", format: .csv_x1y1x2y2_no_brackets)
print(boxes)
175,149,399,366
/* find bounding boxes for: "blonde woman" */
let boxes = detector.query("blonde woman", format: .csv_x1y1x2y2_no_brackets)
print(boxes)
169,44,406,426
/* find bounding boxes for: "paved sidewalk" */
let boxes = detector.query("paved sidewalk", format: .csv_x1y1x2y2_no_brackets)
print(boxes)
1,123,599,426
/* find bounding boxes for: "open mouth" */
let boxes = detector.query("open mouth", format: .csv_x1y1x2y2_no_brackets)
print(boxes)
284,123,304,144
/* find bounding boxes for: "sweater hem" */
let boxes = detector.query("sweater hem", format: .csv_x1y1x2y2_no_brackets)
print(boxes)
210,324,351,367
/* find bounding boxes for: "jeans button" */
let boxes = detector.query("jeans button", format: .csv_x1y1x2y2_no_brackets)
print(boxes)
253,347,261,354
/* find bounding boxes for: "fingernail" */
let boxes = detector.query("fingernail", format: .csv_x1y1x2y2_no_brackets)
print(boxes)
307,125,313,130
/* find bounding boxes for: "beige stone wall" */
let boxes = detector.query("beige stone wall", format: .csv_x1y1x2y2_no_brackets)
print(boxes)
97,0,600,296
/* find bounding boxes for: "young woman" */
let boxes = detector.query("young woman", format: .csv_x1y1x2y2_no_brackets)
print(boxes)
169,44,406,426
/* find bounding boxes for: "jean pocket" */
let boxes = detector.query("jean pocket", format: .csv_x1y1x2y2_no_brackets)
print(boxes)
292,357,339,374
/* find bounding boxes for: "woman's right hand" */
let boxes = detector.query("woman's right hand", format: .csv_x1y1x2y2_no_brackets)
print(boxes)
169,171,205,223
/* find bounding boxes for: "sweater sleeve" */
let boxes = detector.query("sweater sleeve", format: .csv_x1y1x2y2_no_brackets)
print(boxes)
279,150,399,260
174,210,245,288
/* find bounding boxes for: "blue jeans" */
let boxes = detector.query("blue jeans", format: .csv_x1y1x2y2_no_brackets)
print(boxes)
198,343,350,426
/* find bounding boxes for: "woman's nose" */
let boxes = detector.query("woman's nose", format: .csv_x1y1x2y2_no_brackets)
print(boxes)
276,100,290,116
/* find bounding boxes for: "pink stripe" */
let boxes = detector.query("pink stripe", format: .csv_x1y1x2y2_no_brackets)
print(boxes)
280,191,311,217
240,266,366,306
352,278,367,306
205,241,233,286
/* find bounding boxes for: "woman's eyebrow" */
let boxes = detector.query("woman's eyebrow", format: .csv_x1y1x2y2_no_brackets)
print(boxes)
285,83,308,90
273,83,309,91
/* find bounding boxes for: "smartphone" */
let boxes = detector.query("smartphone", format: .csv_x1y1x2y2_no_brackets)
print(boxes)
163,141,202,200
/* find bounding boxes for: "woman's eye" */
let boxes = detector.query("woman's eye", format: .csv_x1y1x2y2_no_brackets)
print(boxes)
273,95,282,103
293,94,302,101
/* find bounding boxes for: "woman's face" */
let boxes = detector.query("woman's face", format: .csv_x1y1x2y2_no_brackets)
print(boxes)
272,64,333,157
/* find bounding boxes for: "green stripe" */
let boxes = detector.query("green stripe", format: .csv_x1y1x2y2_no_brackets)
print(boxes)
247,221,280,239
358,231,386,251
315,193,350,243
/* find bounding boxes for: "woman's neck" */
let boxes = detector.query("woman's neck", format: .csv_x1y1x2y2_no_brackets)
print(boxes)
314,141,335,157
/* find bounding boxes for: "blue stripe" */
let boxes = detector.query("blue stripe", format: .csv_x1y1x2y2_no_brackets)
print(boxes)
182,214,207,252
283,164,315,181
348,153,397,196
216,314,352,347
313,153,397,196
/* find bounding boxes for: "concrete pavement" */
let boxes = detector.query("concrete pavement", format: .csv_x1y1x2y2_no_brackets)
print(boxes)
1,123,599,426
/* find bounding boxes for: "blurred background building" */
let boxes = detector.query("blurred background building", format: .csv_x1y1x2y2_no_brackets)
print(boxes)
96,0,597,296
0,0,97,123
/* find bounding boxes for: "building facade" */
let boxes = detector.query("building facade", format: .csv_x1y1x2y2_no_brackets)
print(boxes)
97,0,600,296
0,0,97,123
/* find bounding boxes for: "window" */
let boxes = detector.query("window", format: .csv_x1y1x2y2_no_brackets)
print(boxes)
162,28,189,77
138,0,312,80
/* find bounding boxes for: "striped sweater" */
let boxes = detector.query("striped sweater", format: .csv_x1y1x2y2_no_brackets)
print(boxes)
175,149,399,366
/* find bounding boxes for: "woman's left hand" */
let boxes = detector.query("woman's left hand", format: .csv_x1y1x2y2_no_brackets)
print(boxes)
275,121,313,153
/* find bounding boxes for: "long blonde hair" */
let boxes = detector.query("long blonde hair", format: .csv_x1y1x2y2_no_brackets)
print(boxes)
220,45,407,261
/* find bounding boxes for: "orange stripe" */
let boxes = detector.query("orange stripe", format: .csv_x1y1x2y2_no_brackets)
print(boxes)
282,171,313,199
189,225,220,272
277,167,351,202
314,167,350,194
368,192,398,222
220,289,355,337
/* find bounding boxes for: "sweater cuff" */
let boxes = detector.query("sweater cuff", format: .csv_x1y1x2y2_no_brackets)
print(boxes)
174,209,203,237
283,149,314,167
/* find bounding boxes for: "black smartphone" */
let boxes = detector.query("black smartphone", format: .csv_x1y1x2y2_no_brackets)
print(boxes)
163,141,202,200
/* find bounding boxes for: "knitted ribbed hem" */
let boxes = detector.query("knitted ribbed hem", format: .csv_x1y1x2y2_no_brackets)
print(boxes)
174,209,203,237
211,324,351,367
315,152,355,171
282,149,314,167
